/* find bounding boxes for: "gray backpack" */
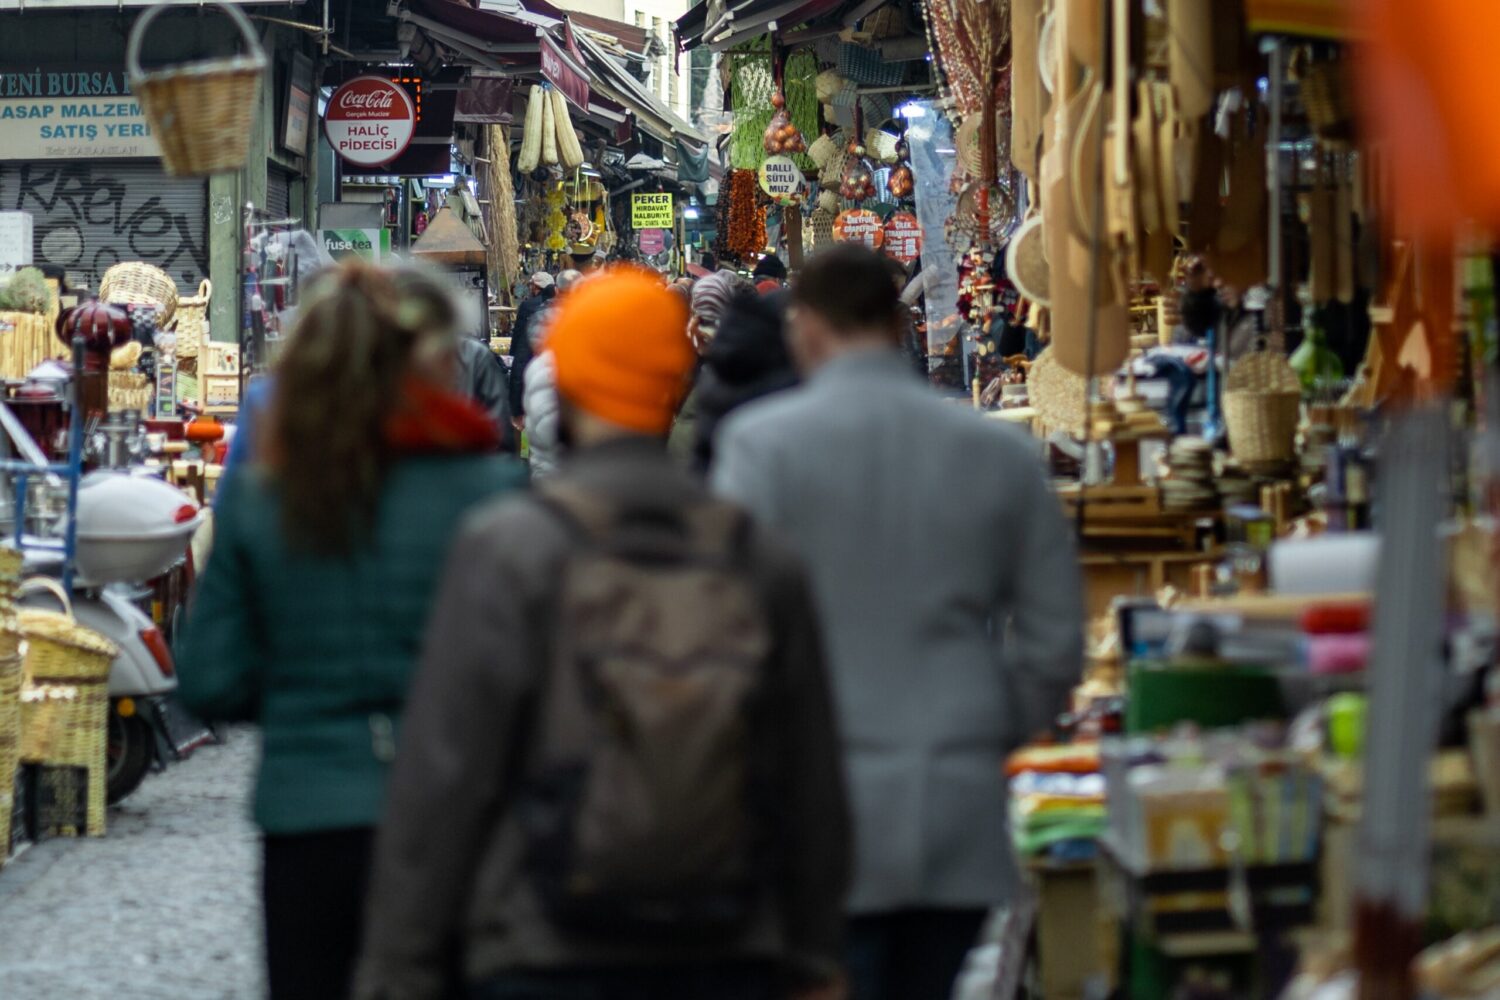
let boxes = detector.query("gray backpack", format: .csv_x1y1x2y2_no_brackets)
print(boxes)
519,479,774,940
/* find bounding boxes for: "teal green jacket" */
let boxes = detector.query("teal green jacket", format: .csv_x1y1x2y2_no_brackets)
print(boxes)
177,455,527,835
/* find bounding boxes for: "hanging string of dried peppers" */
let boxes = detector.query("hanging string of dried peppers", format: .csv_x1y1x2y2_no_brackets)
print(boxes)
722,168,767,262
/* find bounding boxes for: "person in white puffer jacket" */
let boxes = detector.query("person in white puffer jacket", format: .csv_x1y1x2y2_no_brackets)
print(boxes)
522,269,582,478
522,350,561,477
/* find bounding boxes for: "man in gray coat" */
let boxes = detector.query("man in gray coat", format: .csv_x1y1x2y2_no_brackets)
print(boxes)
713,244,1084,1000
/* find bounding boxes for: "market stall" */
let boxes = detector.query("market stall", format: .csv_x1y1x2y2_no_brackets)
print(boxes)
673,0,1500,994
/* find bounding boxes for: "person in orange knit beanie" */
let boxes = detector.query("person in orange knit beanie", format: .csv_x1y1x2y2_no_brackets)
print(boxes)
352,261,851,1000
546,267,696,437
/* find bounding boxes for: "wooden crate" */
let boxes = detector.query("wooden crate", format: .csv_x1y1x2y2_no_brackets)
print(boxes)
201,341,240,377
202,374,239,411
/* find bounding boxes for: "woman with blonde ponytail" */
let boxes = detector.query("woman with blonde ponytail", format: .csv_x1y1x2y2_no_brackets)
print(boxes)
177,261,526,999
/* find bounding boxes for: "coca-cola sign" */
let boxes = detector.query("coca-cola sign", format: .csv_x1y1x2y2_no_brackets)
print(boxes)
325,76,416,168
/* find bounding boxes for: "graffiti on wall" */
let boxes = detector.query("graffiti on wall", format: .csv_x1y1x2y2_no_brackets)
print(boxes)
0,162,206,289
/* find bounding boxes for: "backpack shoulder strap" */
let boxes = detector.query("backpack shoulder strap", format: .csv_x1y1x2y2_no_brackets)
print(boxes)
534,479,753,565
532,478,620,542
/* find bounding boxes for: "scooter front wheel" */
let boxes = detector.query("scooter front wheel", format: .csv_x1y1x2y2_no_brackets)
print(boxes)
107,708,154,804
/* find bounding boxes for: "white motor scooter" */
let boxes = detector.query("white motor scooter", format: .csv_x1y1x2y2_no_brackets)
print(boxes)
19,470,209,804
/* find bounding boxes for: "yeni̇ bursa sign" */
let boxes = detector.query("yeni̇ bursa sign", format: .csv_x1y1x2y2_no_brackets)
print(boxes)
324,76,416,168
0,67,158,159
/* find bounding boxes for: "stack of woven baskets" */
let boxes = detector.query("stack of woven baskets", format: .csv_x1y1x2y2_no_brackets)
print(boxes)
0,548,24,859
18,580,118,837
1223,349,1303,476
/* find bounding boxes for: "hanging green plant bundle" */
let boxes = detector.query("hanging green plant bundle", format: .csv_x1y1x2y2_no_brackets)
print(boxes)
729,41,819,173
0,268,52,315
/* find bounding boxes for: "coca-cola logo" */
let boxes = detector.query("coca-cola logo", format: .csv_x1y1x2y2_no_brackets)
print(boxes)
326,76,413,122
337,89,395,111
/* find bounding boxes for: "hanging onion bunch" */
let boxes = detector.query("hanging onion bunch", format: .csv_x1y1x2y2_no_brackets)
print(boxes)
840,143,879,202
763,90,808,155
887,137,914,199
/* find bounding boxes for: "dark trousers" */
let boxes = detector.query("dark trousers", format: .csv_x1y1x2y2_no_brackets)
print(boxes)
469,963,779,1000
847,908,988,1000
263,827,374,1000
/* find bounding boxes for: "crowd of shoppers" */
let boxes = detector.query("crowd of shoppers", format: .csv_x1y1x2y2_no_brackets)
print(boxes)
178,245,1085,1000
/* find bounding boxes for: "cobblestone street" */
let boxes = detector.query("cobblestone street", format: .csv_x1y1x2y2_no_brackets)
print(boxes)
0,729,263,1000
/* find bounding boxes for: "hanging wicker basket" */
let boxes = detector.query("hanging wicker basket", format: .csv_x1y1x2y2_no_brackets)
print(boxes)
838,42,905,87
1223,350,1302,468
864,126,901,165
810,207,836,248
1299,58,1353,146
127,2,267,177
815,69,848,105
99,262,180,327
809,133,840,170
862,5,906,39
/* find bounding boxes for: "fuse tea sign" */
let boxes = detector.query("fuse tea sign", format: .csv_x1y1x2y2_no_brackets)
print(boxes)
325,76,415,168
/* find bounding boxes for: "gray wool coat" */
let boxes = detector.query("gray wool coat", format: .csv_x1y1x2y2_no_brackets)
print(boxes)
713,349,1084,914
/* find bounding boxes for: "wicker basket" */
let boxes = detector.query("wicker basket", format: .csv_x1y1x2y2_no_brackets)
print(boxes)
108,372,154,413
815,69,847,105
1228,349,1302,394
1223,350,1303,467
0,546,23,601
100,262,179,327
1224,390,1301,466
1030,349,1089,437
860,93,895,129
127,2,267,177
864,127,900,164
809,133,840,170
821,146,850,187
0,642,21,860
862,4,906,39
810,207,836,248
171,278,211,360
838,42,905,87
17,580,118,837
1300,58,1353,144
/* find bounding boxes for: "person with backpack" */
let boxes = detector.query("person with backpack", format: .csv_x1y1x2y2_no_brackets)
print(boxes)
352,268,851,1000
713,245,1084,1000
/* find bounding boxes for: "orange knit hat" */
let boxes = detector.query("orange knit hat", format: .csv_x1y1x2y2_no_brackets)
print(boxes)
546,267,695,435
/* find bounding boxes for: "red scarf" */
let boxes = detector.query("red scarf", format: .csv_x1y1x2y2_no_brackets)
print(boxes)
384,377,502,454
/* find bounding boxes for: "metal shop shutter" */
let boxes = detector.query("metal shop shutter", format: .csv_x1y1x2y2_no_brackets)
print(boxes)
0,160,208,294
266,166,293,222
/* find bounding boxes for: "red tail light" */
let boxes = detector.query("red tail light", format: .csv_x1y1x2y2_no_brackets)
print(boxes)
139,627,175,677
174,504,199,524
